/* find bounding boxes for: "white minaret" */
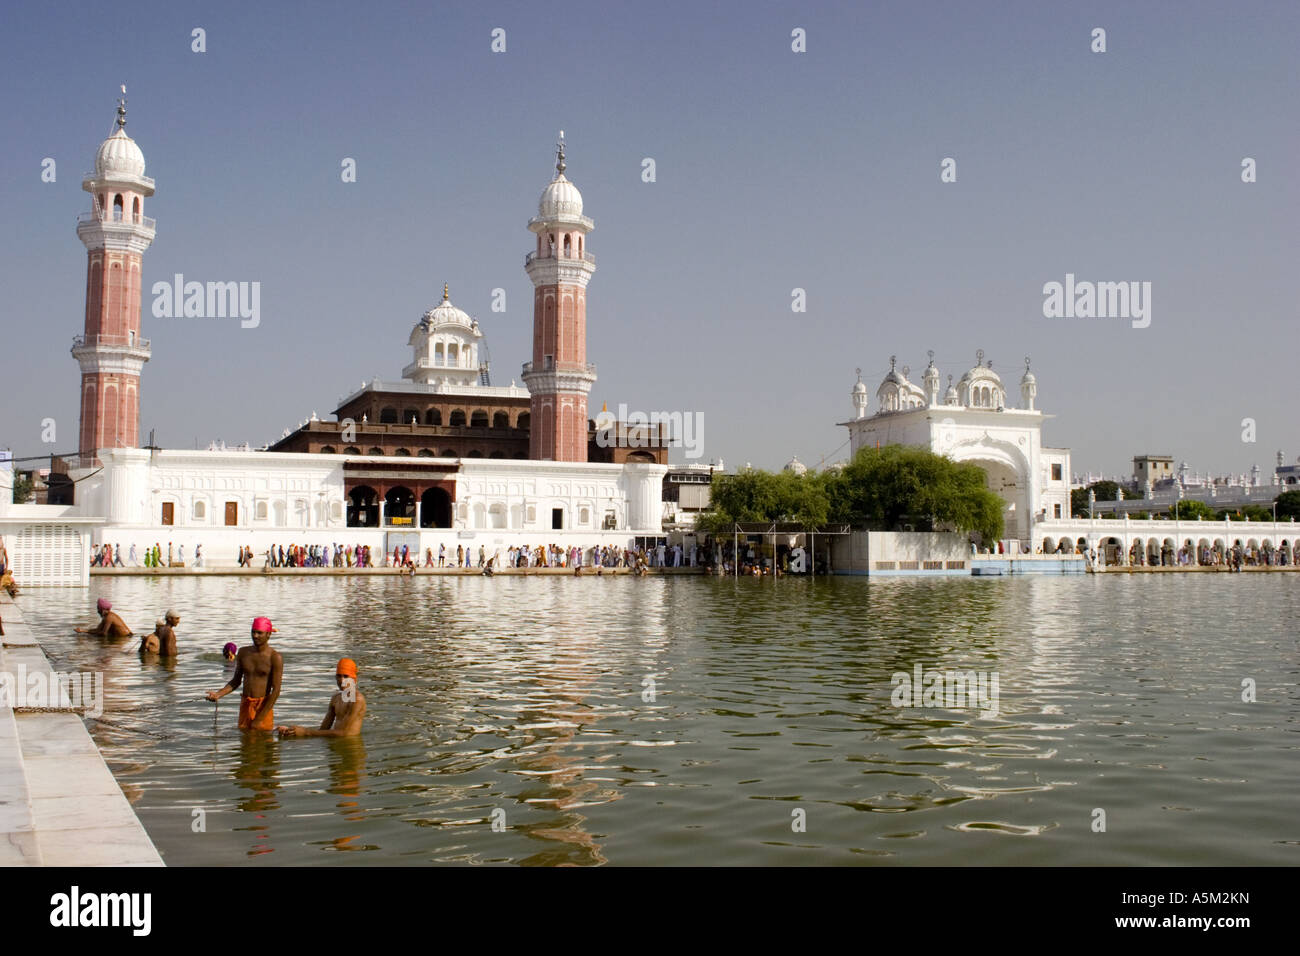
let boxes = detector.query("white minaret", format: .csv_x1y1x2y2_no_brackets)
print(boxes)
851,368,868,419
923,350,940,406
1020,356,1037,411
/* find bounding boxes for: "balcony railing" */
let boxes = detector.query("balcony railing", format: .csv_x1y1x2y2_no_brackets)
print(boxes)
525,250,596,267
72,333,151,350
83,171,156,189
78,210,156,230
521,360,598,375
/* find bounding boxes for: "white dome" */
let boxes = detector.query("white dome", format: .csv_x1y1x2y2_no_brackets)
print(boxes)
94,127,146,180
784,456,808,476
852,379,868,394
539,174,583,219
417,288,474,331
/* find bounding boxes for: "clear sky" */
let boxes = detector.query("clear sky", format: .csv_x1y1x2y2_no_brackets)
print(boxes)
3,0,1296,478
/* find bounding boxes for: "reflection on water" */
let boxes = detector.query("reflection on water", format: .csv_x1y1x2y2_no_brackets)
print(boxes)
17,574,1300,865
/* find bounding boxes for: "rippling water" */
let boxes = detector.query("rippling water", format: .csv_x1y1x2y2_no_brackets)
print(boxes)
15,574,1300,865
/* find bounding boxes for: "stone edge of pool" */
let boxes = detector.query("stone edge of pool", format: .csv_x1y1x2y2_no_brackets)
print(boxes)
0,590,164,867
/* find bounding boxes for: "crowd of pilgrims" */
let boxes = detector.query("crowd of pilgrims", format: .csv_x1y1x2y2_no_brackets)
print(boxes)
1110,539,1293,569
91,542,202,567
234,540,704,571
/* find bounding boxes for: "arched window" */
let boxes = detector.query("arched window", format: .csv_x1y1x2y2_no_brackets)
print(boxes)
132,196,141,221
467,450,483,458
517,411,530,430
425,408,442,425
367,446,384,455
380,407,398,423
493,411,509,428
489,450,506,459
255,500,268,520
113,194,123,220
417,448,434,457
450,409,466,427
343,446,360,455
193,500,207,521
442,448,456,457
403,409,420,425
448,344,459,366
470,410,489,428
434,343,445,366
319,445,336,454
395,448,412,456
563,234,572,257
578,236,583,257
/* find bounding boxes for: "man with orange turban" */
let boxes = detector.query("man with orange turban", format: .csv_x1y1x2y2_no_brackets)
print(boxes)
277,658,366,738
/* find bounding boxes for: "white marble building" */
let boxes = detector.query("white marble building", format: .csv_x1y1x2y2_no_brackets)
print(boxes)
841,352,1072,542
839,351,1299,564
67,448,665,565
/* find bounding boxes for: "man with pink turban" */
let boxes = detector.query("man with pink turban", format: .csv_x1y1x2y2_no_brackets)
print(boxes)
205,617,283,731
75,597,133,639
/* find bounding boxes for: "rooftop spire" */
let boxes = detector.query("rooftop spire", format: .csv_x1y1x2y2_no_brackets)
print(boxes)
556,130,566,176
442,282,449,302
115,84,127,130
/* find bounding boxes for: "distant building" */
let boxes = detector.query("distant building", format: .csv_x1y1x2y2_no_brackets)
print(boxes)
1133,455,1175,486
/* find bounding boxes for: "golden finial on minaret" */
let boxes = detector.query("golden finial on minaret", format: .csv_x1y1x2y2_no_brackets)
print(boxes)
442,283,449,302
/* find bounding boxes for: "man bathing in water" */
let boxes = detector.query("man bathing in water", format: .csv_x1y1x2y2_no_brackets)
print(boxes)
205,617,283,731
139,610,180,656
76,598,133,639
278,658,366,738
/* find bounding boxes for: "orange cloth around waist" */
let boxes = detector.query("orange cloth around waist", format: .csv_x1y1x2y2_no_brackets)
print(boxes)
238,694,274,730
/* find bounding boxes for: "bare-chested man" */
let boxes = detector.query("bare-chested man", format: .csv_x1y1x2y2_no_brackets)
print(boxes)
75,598,133,639
205,616,283,731
278,658,366,738
158,609,180,656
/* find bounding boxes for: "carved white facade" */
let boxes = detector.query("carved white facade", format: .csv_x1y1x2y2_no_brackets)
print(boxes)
69,448,665,563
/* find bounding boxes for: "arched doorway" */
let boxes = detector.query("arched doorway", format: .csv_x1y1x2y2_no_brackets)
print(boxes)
948,442,1029,543
385,486,416,526
347,486,378,527
420,487,452,528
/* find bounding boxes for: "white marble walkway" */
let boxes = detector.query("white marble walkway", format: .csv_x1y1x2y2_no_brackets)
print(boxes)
0,591,163,866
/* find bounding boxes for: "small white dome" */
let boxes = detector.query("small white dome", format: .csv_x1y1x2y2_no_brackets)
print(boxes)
784,456,808,476
539,174,583,219
94,127,146,180
852,379,868,394
416,287,474,331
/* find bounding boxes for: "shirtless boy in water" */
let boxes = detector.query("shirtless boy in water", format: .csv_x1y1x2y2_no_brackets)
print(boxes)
278,658,366,738
205,617,283,731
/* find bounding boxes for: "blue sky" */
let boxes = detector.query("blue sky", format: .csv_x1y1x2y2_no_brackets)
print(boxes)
3,0,1297,478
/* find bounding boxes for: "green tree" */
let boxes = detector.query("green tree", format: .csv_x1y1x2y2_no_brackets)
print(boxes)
11,472,33,504
1275,490,1300,521
1071,480,1127,517
695,467,827,533
824,444,1005,543
1163,499,1216,521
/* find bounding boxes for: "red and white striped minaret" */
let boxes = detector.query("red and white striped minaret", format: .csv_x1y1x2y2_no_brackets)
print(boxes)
522,133,597,461
71,90,156,466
